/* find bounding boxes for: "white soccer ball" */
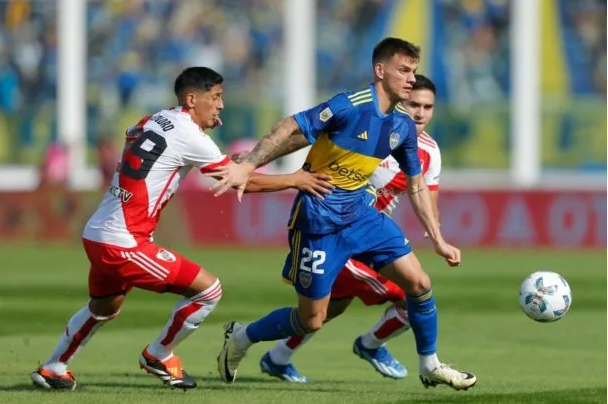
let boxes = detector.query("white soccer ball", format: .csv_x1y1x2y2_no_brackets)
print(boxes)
519,271,572,322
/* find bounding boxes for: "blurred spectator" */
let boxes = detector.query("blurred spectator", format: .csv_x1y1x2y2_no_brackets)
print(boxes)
0,0,604,170
561,0,607,94
40,140,68,186
96,136,119,190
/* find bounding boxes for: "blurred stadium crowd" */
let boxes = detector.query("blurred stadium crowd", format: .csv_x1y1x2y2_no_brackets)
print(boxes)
0,0,605,169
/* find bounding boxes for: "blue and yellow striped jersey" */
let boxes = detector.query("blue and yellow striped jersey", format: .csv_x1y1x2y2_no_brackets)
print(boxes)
290,84,421,234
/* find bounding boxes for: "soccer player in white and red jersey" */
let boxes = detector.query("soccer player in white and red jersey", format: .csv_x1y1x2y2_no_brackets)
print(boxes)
30,67,333,391
260,74,442,383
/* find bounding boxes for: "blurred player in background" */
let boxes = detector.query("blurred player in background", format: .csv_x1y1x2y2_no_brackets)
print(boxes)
31,67,333,391
212,38,476,390
260,74,441,383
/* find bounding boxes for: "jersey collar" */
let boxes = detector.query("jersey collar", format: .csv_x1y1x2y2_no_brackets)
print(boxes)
370,84,394,118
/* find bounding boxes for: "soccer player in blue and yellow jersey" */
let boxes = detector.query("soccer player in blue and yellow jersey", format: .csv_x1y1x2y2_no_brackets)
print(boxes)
210,38,476,390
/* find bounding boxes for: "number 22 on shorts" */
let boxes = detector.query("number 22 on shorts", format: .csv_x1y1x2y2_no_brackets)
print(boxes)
299,248,326,274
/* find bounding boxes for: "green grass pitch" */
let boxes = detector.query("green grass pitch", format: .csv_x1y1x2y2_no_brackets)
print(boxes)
0,245,605,404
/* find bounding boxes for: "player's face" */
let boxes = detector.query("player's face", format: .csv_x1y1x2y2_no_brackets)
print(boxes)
400,89,435,135
377,53,418,103
191,84,224,130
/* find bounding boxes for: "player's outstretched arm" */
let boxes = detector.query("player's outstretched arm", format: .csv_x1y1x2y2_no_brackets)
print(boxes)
205,117,309,200
244,170,334,199
242,116,310,169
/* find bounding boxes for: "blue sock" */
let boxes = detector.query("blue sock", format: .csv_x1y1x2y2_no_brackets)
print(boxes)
245,307,307,343
406,289,437,355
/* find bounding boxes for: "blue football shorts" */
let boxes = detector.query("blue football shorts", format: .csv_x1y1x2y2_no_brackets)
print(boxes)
281,209,412,299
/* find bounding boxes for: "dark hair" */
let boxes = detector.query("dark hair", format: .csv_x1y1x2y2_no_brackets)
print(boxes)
174,67,223,97
412,74,436,95
372,37,420,64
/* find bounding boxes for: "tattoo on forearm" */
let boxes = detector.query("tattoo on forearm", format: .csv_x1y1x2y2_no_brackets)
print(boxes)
244,120,309,167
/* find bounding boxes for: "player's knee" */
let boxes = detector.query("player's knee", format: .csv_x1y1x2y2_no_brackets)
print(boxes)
408,272,432,296
305,315,325,332
297,309,326,332
191,279,222,311
88,294,125,320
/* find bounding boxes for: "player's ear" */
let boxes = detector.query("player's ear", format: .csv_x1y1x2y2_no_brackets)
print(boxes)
184,92,196,109
374,62,385,80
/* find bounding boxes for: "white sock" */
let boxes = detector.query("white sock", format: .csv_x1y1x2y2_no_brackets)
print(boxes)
43,304,115,375
234,326,253,350
147,280,222,360
419,353,441,374
268,333,315,365
360,305,410,349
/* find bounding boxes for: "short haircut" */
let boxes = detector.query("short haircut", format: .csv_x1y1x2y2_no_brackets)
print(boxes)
174,67,224,97
412,74,436,95
372,37,421,64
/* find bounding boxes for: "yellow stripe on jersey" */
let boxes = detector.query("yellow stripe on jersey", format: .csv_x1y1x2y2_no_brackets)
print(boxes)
348,89,371,100
305,133,382,191
351,97,373,106
349,93,371,103
395,103,412,117
348,89,373,106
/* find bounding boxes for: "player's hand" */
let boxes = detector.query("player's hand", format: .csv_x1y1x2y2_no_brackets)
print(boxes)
205,161,255,201
292,169,334,199
433,240,461,267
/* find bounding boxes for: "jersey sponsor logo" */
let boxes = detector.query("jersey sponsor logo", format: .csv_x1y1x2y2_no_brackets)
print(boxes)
389,132,400,150
108,184,133,203
319,107,333,122
156,249,177,262
329,161,370,183
150,115,175,132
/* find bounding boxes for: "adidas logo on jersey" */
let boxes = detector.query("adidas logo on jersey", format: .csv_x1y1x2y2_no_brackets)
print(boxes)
357,131,368,140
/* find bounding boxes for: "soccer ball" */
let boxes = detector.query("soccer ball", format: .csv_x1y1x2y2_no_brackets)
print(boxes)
519,271,572,322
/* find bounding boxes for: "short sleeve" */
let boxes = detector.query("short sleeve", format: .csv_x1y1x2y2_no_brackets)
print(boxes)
180,129,230,172
424,145,442,190
293,93,352,144
390,118,421,177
